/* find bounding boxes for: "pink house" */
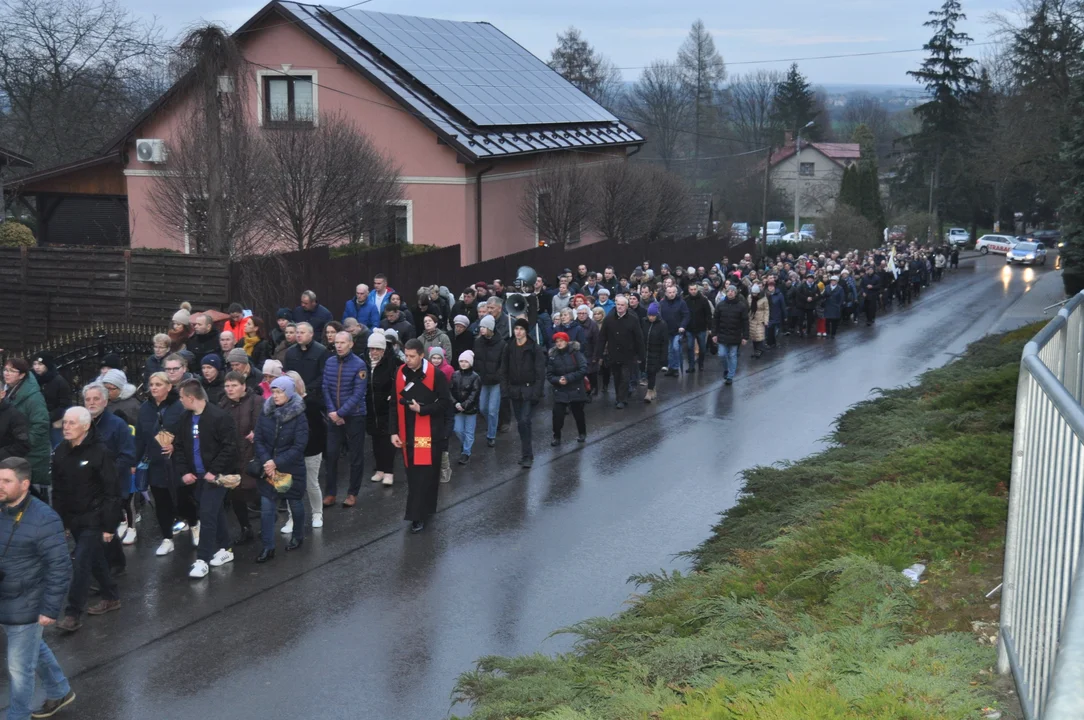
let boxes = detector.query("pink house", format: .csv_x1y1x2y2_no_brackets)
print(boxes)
10,1,643,263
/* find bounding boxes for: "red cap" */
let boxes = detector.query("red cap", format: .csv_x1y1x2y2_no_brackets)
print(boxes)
553,331,570,343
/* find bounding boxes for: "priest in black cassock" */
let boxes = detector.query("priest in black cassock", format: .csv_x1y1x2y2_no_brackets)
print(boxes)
390,338,453,533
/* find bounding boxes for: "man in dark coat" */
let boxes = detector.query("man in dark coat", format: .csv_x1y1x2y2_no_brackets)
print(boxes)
53,407,122,632
795,275,819,337
293,290,334,337
861,266,882,326
0,457,75,718
656,285,690,375
322,332,367,508
472,316,504,448
596,296,644,409
684,283,713,373
172,379,239,579
381,304,416,343
186,313,221,369
500,318,546,468
390,339,452,533
712,286,749,386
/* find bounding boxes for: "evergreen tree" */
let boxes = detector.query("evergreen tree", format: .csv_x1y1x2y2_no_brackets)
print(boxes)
772,63,820,141
850,124,885,231
839,165,860,210
548,27,623,108
904,0,979,235
1058,65,1084,294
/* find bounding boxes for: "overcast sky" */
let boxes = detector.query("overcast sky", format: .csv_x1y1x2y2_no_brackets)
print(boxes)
120,0,1017,87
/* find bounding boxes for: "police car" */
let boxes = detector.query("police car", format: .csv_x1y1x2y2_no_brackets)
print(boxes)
975,234,1018,255
1006,241,1048,266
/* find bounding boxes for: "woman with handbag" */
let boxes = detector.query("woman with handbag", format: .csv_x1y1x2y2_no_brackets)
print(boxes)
252,376,309,563
219,371,262,546
133,372,193,556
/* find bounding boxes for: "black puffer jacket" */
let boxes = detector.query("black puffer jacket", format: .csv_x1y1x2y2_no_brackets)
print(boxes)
713,295,750,347
187,330,220,368
546,342,588,403
450,369,481,414
473,333,505,386
685,292,714,334
0,399,30,463
51,425,122,532
170,402,240,480
501,337,546,402
366,352,402,436
642,317,670,374
35,370,71,424
284,341,327,407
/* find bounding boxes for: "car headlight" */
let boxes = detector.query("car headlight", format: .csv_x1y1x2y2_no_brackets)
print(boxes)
1026,253,1036,259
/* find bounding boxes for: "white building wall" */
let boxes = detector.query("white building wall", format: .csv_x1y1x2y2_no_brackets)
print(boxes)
771,150,848,218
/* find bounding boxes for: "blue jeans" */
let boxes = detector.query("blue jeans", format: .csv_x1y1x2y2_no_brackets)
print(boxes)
261,495,303,551
2,622,70,720
325,414,365,498
685,331,708,369
454,414,477,456
721,345,739,380
478,385,501,440
668,334,683,371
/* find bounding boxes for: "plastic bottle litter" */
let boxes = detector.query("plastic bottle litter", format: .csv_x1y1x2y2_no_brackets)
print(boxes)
902,563,927,586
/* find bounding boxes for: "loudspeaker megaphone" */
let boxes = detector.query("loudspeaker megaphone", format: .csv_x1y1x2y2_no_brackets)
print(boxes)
507,293,529,315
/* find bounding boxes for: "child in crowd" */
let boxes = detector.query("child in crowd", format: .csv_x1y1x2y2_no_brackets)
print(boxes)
450,350,480,466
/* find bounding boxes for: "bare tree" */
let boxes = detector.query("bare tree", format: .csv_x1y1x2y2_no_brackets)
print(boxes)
0,0,165,166
624,61,692,171
837,93,896,162
726,69,782,147
519,155,593,245
260,112,402,250
640,165,690,241
587,161,648,243
547,27,624,110
823,204,879,250
677,20,726,178
145,25,266,258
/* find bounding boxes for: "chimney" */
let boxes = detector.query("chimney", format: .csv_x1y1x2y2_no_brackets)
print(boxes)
784,131,794,146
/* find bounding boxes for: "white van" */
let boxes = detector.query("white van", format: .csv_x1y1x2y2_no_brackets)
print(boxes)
764,221,787,244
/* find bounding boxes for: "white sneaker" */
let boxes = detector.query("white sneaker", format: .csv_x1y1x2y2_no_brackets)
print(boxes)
188,560,209,578
135,512,142,523
190,522,200,547
117,520,128,538
172,520,189,534
371,471,384,483
156,539,174,556
280,519,294,535
312,514,323,529
122,528,137,545
382,474,394,486
209,548,234,567
661,366,668,373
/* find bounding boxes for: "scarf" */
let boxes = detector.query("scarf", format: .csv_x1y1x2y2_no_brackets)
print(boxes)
243,334,260,357
395,359,436,466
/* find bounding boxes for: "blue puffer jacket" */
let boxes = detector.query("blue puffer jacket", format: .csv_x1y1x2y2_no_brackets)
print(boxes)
254,394,309,501
322,352,367,418
342,298,381,329
0,495,71,624
657,296,690,337
133,393,185,489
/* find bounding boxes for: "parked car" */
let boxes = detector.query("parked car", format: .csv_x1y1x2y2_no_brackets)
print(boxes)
762,221,787,243
975,234,1018,255
730,222,750,241
800,223,817,239
1028,229,1062,249
1006,241,1048,266
781,232,815,243
946,227,970,246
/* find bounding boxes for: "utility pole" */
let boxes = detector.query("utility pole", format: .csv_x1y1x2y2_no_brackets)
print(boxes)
761,144,772,260
793,120,814,242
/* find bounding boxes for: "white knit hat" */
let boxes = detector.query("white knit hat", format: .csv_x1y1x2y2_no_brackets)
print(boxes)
368,331,387,350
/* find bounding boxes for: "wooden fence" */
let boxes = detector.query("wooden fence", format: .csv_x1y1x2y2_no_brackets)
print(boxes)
0,247,229,355
232,234,755,323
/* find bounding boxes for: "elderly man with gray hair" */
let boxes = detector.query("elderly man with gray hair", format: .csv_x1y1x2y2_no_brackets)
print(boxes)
53,406,123,633
294,289,333,337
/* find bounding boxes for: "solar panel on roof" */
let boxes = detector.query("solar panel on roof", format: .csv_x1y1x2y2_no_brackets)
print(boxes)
327,6,618,127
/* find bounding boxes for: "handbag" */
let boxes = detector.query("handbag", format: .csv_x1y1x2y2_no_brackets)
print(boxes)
250,417,292,493
133,459,150,494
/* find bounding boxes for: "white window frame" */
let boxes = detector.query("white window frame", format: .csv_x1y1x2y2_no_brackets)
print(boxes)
181,192,208,254
390,199,413,245
256,69,319,127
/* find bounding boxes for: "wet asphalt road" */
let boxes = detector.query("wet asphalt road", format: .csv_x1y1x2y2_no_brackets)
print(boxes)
1,256,1053,719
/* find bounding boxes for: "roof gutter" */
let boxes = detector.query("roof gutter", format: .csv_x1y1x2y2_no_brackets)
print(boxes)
475,163,495,263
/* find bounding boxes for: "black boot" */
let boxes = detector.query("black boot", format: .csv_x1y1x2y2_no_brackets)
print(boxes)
255,548,275,563
551,436,560,446
234,526,254,546
285,537,303,552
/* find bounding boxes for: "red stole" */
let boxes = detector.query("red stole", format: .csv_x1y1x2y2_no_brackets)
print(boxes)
395,359,436,466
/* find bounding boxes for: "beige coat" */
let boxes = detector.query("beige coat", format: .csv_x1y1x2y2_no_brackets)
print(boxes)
749,295,769,342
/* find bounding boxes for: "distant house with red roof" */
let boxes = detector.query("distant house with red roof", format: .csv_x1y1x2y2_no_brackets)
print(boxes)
768,137,861,218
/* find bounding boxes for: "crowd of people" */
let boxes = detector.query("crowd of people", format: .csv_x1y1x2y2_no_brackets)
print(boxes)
0,239,961,718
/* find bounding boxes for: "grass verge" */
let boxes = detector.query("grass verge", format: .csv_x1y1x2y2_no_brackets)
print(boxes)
452,324,1041,720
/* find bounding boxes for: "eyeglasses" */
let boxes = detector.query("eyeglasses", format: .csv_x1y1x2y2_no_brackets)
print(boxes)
165,366,183,372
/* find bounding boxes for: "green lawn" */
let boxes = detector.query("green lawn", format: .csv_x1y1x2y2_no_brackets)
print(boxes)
452,324,1037,720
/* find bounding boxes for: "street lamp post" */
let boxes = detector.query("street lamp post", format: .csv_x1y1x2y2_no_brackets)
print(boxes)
794,120,815,242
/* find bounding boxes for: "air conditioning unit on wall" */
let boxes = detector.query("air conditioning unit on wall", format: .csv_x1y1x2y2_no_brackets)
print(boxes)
136,139,168,164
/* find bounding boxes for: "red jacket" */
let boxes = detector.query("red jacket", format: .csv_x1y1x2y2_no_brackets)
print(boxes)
223,316,250,342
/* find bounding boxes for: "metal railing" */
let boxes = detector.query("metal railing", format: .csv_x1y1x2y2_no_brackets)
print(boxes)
999,290,1084,719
